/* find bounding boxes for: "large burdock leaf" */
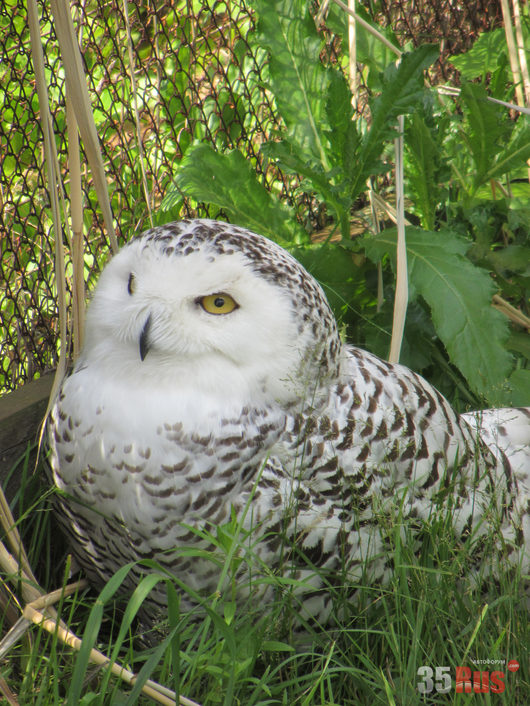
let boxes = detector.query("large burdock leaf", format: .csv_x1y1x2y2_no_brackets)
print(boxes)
169,143,307,245
361,227,513,401
253,0,331,168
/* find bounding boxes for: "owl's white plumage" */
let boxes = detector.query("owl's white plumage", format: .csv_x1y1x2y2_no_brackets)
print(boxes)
48,219,529,622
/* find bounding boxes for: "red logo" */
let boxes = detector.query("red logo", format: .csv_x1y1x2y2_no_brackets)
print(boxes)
507,660,519,673
456,667,505,694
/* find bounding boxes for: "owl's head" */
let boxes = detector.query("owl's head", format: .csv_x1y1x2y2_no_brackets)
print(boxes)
82,219,342,404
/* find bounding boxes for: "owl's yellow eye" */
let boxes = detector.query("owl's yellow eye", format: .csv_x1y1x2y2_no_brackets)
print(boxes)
199,293,239,315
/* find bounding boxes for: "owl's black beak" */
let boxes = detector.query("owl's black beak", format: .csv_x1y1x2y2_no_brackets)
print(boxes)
139,314,152,361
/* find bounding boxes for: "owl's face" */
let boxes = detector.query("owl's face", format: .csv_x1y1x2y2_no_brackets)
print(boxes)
82,220,341,403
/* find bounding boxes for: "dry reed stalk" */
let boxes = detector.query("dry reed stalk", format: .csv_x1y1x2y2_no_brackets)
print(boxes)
0,489,33,584
368,183,384,312
331,0,406,358
49,0,118,254
122,0,154,227
5,579,201,706
388,115,407,363
492,294,530,329
511,0,530,182
23,586,200,706
27,0,69,425
500,0,525,107
66,93,85,359
348,0,357,109
512,0,530,105
330,0,402,57
23,602,182,706
0,514,202,706
369,191,413,227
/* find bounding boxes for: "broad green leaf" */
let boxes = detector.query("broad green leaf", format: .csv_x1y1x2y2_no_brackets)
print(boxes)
487,244,530,276
261,640,296,652
405,111,446,230
483,117,530,186
252,0,331,168
261,138,352,235
171,143,306,244
459,82,514,192
506,333,530,360
348,45,439,202
507,369,530,406
448,28,508,78
361,227,513,400
324,69,365,188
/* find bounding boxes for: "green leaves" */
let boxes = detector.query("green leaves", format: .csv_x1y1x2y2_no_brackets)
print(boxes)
161,2,527,405
458,82,530,197
361,227,513,400
347,44,438,202
253,0,330,168
405,111,448,230
168,143,307,245
255,0,437,238
449,28,509,80
171,2,438,244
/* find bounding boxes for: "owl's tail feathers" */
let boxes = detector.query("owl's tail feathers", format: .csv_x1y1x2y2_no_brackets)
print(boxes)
460,407,530,476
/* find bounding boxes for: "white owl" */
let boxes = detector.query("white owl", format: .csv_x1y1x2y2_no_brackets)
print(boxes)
48,219,530,623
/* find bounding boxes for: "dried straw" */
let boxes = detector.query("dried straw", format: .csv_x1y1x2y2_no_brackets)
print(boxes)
388,115,407,363
49,0,118,254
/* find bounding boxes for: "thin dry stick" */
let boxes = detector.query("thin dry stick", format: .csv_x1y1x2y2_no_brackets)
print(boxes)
66,92,85,359
500,0,525,107
388,115,407,363
370,191,413,227
122,0,154,227
0,490,33,583
49,0,118,254
0,573,200,706
0,540,44,607
511,0,530,182
368,183,384,312
512,0,530,105
0,676,19,706
27,0,69,421
330,0,402,57
23,603,201,706
348,0,357,109
0,581,88,663
492,294,530,329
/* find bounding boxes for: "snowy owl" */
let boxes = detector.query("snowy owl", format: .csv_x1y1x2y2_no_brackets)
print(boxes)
48,219,530,623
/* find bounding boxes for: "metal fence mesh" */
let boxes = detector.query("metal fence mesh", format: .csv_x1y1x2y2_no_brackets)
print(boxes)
0,0,502,393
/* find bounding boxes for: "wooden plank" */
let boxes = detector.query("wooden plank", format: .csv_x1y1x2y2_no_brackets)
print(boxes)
0,373,55,497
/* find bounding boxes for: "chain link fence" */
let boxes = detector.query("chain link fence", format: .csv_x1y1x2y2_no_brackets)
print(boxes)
0,0,502,393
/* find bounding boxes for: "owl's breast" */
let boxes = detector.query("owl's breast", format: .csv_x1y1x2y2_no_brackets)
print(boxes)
48,365,286,538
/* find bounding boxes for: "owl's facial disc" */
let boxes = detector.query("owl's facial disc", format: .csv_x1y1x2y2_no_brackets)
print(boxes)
137,290,241,361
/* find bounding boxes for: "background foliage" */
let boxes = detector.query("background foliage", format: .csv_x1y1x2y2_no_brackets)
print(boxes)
1,0,527,409
169,0,530,407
